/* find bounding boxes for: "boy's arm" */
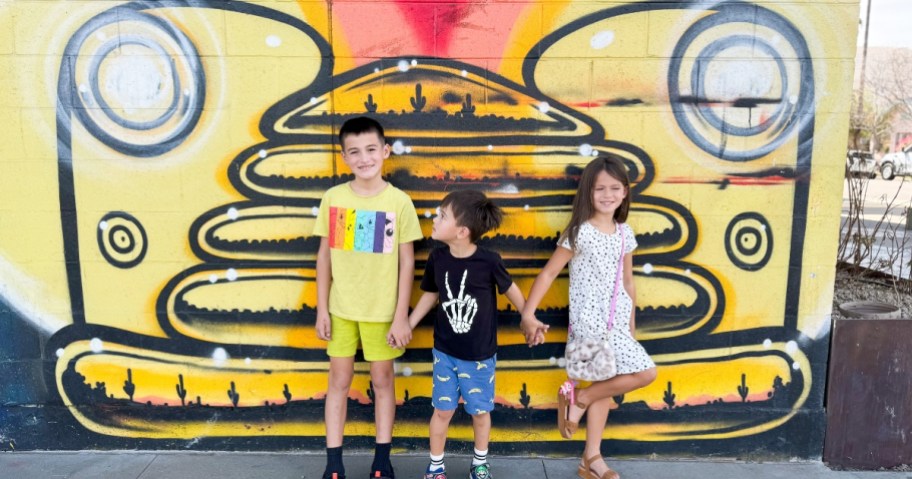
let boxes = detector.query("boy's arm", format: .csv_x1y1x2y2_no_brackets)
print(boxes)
387,241,415,348
408,292,439,329
315,237,332,340
506,282,548,346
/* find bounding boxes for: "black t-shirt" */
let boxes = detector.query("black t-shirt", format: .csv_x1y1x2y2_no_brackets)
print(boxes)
420,246,513,361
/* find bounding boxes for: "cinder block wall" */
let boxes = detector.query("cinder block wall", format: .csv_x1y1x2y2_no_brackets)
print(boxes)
0,0,857,458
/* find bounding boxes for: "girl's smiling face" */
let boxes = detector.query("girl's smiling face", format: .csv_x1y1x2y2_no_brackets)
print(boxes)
591,170,628,218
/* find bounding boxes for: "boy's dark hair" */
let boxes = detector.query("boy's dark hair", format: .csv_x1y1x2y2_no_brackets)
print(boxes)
441,190,504,243
338,116,386,148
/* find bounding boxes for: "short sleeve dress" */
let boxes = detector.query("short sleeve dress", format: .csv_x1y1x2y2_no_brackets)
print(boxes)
561,221,655,375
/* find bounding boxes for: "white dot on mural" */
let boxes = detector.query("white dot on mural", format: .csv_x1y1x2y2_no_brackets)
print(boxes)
538,101,550,114
487,145,493,151
309,97,318,104
402,367,413,377
183,89,191,97
258,149,268,159
213,347,229,365
411,59,418,66
374,68,381,74
226,268,238,281
311,206,319,217
55,348,65,358
209,274,218,284
524,205,530,211
397,60,410,72
789,95,798,105
592,150,599,156
265,35,282,47
405,146,412,154
244,357,252,365
763,338,772,349
79,83,89,93
643,263,654,274
684,268,691,275
392,140,406,155
89,338,103,353
578,144,593,156
557,357,567,368
227,207,239,221
461,70,468,77
549,356,557,365
99,221,108,231
785,340,798,353
590,30,616,50
792,361,801,371
424,210,432,218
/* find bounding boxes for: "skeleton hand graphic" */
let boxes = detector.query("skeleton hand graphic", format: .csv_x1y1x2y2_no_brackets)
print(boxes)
442,270,477,334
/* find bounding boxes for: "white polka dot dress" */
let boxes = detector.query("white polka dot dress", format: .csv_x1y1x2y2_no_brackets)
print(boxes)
561,222,655,375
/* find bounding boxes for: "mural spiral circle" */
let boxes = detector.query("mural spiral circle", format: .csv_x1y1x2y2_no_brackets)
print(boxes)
69,10,205,157
668,6,813,161
725,212,773,271
97,212,148,269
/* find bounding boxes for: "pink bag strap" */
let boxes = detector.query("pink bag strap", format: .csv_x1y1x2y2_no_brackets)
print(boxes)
567,223,626,336
606,224,625,331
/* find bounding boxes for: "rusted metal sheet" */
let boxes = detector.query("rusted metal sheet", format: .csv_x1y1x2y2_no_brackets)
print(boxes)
824,318,912,469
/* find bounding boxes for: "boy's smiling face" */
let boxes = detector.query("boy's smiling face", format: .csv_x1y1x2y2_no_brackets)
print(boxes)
340,131,389,182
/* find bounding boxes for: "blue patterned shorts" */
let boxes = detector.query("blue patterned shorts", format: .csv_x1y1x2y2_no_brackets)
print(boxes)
431,348,496,415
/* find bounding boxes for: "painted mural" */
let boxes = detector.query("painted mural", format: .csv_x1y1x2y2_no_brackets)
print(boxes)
0,0,856,457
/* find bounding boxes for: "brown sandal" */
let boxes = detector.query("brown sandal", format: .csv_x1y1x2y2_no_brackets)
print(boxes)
563,397,589,439
577,455,620,479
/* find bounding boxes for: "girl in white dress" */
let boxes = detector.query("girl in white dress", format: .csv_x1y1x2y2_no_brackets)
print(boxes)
522,155,657,479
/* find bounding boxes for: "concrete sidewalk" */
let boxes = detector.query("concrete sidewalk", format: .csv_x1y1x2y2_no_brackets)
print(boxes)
0,451,909,479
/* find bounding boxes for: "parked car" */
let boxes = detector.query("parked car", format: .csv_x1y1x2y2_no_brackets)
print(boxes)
846,149,877,178
879,145,912,180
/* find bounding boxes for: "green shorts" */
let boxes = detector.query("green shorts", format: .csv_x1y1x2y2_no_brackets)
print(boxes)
326,314,405,362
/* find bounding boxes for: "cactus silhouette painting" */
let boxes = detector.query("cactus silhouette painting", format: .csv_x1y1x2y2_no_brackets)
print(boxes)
283,384,292,405
122,369,135,402
738,374,749,403
519,383,531,409
364,94,378,113
227,382,240,409
410,83,427,112
176,374,187,407
663,382,676,410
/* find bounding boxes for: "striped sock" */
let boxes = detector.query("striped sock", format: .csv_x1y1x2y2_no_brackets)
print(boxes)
472,448,488,466
428,453,445,472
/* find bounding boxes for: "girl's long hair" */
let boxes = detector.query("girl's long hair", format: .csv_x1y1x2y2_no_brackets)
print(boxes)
561,154,631,250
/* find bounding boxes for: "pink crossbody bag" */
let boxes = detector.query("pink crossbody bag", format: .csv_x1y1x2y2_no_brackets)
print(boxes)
564,223,625,382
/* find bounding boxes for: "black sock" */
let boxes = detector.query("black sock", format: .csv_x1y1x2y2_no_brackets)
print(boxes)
371,442,392,475
324,446,344,478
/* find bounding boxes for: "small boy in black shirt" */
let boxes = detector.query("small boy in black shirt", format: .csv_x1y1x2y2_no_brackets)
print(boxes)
407,190,547,479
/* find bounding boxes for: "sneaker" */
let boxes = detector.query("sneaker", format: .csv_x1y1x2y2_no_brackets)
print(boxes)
424,470,447,479
468,463,491,479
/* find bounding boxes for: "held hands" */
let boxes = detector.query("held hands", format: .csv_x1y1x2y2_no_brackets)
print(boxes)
386,311,412,349
520,314,549,347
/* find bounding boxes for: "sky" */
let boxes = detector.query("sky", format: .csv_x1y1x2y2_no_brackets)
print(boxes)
857,0,912,49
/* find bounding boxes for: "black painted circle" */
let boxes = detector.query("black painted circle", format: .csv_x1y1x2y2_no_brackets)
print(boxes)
97,212,147,269
725,213,773,271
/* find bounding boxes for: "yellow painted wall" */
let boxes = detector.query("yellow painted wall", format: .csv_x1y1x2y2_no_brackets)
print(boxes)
0,0,856,456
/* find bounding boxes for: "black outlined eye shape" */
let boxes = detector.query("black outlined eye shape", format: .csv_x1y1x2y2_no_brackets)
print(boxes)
64,9,205,157
97,212,148,269
725,212,773,271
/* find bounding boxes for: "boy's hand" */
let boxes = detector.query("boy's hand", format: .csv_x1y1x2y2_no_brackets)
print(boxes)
520,315,549,347
315,311,332,341
387,314,412,349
